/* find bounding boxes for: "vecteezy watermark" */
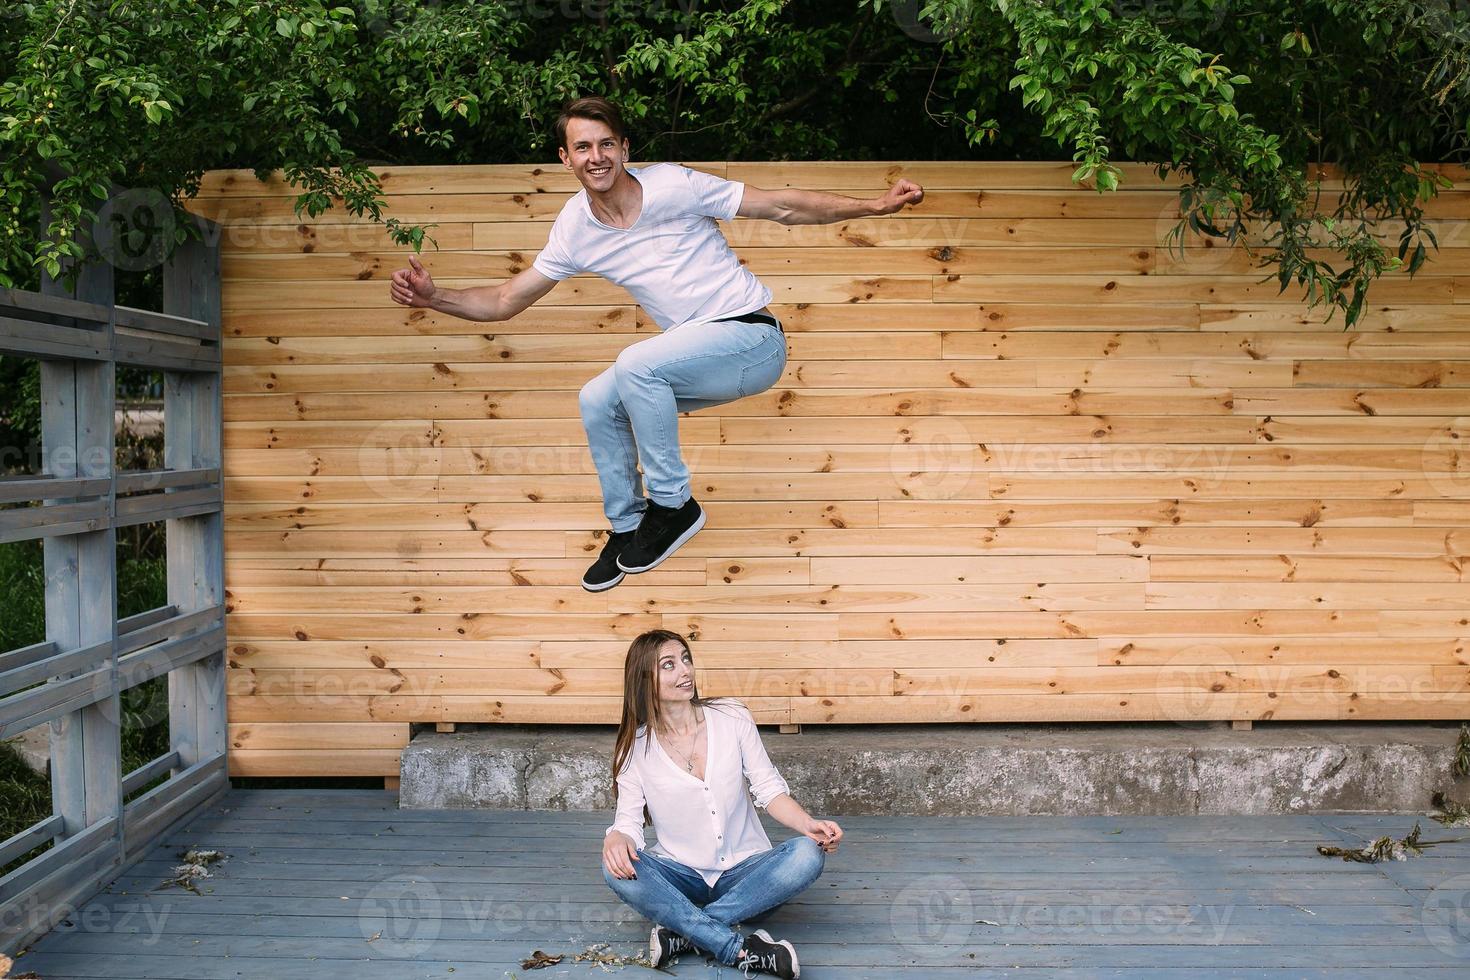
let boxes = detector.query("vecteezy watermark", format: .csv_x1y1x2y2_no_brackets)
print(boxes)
977,896,1237,942
0,894,171,945
358,420,443,501
1420,872,1470,960
359,874,443,956
889,416,979,500
1422,417,1470,501
93,187,176,272
1110,0,1234,32
890,0,970,44
1152,643,1241,729
889,874,977,957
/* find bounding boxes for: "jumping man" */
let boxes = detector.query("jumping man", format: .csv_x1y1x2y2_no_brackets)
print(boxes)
390,96,924,591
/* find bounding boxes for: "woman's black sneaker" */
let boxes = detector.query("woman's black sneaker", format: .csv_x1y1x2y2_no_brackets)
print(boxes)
581,529,636,591
649,925,695,967
616,497,705,574
736,929,799,979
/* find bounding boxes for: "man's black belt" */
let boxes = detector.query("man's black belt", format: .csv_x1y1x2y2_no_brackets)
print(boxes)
726,310,783,332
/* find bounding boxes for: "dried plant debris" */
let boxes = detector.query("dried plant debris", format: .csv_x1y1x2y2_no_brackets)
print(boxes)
520,943,661,972
155,848,228,895
1431,791,1470,828
1317,822,1425,863
1455,723,1470,778
576,942,661,970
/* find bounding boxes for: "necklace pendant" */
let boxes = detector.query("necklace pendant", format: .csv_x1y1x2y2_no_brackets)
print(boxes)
686,761,694,772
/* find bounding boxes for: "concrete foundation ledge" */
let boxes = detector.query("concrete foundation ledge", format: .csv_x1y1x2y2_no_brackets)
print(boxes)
399,720,1470,815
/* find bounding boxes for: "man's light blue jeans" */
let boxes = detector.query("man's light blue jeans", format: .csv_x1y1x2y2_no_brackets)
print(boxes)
602,835,825,966
579,312,787,532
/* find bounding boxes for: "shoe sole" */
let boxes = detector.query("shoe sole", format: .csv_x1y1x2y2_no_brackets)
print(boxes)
581,570,625,592
648,926,661,968
752,929,799,979
616,507,707,574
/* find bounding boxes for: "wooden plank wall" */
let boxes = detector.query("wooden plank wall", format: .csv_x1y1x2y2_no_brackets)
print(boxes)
187,161,1470,778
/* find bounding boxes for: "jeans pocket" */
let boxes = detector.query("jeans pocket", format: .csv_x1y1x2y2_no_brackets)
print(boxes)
736,336,787,398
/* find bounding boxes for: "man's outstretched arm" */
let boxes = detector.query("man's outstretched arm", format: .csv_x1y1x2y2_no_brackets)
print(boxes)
390,255,558,322
736,178,924,225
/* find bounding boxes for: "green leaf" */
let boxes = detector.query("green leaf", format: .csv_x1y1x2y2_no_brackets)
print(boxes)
276,17,292,37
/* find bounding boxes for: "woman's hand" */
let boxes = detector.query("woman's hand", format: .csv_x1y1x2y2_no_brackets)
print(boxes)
803,818,844,854
603,830,641,879
390,253,437,307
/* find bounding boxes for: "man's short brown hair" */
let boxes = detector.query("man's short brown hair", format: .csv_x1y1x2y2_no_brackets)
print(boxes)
553,96,628,152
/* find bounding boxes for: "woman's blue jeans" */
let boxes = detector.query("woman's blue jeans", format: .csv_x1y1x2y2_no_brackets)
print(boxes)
579,313,787,532
602,835,825,966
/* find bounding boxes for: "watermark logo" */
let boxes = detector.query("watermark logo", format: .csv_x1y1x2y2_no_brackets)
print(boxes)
93,188,175,272
359,874,443,956
1420,872,1470,960
891,0,969,44
889,874,976,956
1422,417,1469,500
1152,643,1240,729
889,417,978,500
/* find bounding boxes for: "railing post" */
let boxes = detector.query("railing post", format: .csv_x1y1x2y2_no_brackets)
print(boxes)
37,196,123,844
162,214,225,774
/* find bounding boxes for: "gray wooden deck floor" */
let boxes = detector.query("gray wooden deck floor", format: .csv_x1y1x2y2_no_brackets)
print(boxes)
11,788,1470,978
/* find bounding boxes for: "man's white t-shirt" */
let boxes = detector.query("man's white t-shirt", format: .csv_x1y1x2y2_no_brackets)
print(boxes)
531,163,774,332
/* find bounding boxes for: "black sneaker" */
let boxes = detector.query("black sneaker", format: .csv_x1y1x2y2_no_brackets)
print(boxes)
649,924,695,968
736,929,799,979
581,529,636,592
616,497,706,574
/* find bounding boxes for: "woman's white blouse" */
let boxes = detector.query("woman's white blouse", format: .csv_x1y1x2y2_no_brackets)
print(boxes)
606,699,791,886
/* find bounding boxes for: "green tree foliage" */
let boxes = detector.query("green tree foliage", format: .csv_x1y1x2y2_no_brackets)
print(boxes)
0,0,1466,325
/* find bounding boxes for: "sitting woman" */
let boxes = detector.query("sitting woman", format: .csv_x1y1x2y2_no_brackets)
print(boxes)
601,629,843,979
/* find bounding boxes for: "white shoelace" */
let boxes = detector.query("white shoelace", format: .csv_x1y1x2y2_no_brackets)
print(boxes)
739,948,778,978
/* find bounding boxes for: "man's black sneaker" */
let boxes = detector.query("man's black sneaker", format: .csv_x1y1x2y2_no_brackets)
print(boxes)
616,497,705,574
581,529,636,592
649,925,695,968
736,929,799,979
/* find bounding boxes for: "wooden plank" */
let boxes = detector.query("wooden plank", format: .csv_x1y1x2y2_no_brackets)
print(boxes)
224,304,637,336
1203,304,1470,332
223,330,938,364
225,638,1097,670
221,500,881,531
36,236,122,848
880,499,1417,529
220,582,1145,617
1096,527,1469,558
1100,637,1468,666
789,692,1470,722
1146,555,1470,583
191,187,1190,224
227,722,409,750
223,557,707,588
943,328,1470,360
228,748,401,777
718,414,1259,445
223,245,1158,281
221,442,1462,476
195,161,727,197
222,273,936,309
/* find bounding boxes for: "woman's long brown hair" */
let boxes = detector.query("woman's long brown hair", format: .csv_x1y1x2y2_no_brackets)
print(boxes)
610,629,729,822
